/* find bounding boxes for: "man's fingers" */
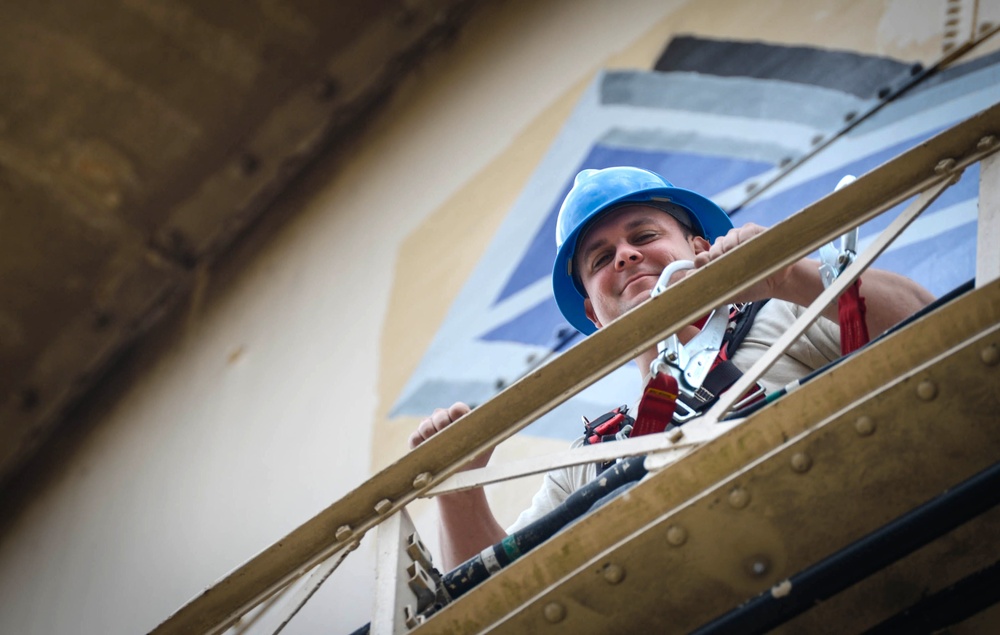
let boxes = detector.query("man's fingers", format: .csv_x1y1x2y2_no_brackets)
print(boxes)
447,402,471,421
430,407,453,432
409,402,472,450
408,431,423,450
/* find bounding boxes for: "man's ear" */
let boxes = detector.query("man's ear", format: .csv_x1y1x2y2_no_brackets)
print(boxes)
584,298,603,330
690,235,711,254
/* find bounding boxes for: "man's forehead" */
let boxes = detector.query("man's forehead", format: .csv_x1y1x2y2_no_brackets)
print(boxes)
578,205,676,250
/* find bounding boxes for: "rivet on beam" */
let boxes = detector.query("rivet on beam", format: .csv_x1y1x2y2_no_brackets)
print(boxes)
668,428,684,443
413,472,433,489
601,563,625,585
666,525,688,546
745,555,771,578
916,379,938,401
981,343,999,366
728,487,750,509
977,135,998,151
934,158,957,174
854,416,876,436
374,499,393,515
790,452,813,473
335,525,353,541
542,602,566,623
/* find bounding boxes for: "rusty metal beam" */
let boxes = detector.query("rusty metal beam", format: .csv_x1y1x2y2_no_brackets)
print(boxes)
479,324,1000,634
421,283,1000,634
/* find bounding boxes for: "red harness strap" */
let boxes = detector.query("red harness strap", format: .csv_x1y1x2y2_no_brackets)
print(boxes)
631,372,679,437
838,278,870,355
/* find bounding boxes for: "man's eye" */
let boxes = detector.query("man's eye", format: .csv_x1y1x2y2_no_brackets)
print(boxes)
591,253,611,270
634,232,657,243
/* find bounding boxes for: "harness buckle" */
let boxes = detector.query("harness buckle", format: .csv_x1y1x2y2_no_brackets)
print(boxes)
671,400,701,424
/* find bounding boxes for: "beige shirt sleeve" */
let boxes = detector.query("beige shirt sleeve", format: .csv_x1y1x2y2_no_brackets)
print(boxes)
730,300,841,393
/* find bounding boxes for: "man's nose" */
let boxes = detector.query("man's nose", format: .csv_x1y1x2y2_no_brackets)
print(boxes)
615,246,642,269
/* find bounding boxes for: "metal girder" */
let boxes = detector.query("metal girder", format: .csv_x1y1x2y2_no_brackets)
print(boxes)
978,151,1000,286
150,103,1000,635
416,280,1000,634
372,509,437,635
477,325,1000,634
0,0,485,496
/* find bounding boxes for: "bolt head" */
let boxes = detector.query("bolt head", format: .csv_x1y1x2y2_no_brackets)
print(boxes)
375,499,393,515
728,487,751,509
602,563,626,585
335,525,353,541
668,428,684,443
934,158,957,174
543,602,566,623
790,452,813,473
666,525,688,546
744,554,772,578
916,379,938,401
854,416,876,436
413,472,433,489
981,344,999,366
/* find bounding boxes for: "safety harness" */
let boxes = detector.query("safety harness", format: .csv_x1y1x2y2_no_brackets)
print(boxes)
583,220,871,472
583,295,768,472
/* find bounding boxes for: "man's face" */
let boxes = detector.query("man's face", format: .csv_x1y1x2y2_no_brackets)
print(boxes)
575,205,710,330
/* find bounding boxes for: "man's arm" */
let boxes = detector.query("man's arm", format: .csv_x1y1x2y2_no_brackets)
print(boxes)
409,402,506,570
693,223,935,337
770,257,934,337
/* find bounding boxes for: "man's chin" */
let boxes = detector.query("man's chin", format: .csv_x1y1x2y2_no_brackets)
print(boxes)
619,287,654,313
623,278,657,301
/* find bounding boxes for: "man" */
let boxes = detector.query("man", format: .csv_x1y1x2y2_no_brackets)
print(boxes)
409,166,934,570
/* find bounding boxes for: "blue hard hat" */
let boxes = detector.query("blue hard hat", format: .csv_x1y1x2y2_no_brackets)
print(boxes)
552,166,734,335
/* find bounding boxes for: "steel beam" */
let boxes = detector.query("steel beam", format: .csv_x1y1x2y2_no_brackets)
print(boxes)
416,280,1000,634
467,325,1000,634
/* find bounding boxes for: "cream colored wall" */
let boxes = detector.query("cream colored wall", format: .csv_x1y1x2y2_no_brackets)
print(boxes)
0,1,959,634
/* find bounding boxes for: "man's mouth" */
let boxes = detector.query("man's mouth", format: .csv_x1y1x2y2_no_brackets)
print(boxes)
621,272,657,294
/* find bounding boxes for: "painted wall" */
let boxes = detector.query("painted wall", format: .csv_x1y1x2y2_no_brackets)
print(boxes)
0,1,979,634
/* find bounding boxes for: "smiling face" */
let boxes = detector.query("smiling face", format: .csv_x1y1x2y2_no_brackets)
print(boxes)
574,205,710,330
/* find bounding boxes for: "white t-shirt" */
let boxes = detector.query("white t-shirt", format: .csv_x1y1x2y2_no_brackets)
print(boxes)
506,300,841,533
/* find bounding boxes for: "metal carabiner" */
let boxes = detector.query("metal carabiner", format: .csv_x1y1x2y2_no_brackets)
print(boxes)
819,175,860,289
647,260,731,397
649,260,696,379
